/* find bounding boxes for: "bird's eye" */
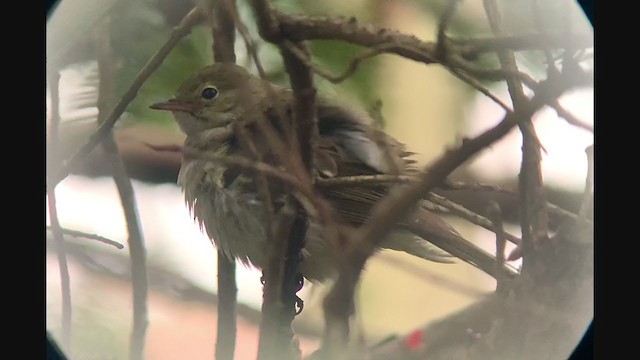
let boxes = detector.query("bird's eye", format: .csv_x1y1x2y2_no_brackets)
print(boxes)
201,86,219,100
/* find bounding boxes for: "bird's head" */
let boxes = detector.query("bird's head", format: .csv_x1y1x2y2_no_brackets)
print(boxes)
150,63,265,136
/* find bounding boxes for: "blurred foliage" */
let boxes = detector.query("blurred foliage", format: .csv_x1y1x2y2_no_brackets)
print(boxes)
48,0,593,128
309,40,382,105
107,1,212,128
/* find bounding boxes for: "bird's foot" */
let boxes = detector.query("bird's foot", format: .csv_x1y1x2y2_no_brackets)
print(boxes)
259,272,305,316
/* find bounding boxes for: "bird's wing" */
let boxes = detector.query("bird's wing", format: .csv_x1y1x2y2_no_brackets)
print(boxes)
314,101,517,276
312,102,454,263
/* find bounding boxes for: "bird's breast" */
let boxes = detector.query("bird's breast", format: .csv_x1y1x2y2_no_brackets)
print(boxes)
179,158,269,266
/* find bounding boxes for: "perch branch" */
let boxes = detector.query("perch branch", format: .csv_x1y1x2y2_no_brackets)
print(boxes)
208,1,239,358
96,20,148,360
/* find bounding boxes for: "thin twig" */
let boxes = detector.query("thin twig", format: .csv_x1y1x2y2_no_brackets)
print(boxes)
228,4,268,78
321,72,579,358
448,67,512,112
455,33,593,59
320,175,524,248
250,1,318,358
96,20,148,360
578,145,594,224
182,148,319,208
282,40,395,84
483,0,549,260
208,1,239,358
318,175,585,225
279,43,319,178
486,201,506,292
275,12,593,120
47,69,72,350
46,227,125,249
427,193,521,246
444,180,592,224
435,0,462,59
551,99,594,133
216,254,237,359
532,0,558,77
51,7,204,187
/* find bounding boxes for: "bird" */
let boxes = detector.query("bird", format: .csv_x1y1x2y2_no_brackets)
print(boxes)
150,63,508,282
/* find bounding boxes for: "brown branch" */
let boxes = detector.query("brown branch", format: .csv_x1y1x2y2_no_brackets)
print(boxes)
216,254,237,360
227,4,268,78
435,0,462,59
51,7,204,187
551,99,594,133
275,12,592,117
427,193,522,248
182,149,304,192
321,71,577,358
277,14,433,64
578,145,594,224
96,20,148,360
319,175,524,247
532,0,557,76
483,0,550,262
277,14,591,66
46,227,125,249
105,137,150,360
207,1,239,358
47,70,72,350
249,2,320,359
259,201,304,360
276,11,522,114
318,176,584,225
279,43,319,177
282,40,396,84
455,33,592,59
282,26,513,113
449,67,513,112
486,201,507,292
209,0,237,63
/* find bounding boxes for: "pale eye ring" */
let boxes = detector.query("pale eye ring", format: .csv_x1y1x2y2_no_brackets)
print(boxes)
201,86,219,100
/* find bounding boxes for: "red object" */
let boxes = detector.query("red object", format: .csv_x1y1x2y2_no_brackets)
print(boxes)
403,329,424,351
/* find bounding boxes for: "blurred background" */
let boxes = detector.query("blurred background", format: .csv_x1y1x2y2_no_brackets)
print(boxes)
46,0,593,359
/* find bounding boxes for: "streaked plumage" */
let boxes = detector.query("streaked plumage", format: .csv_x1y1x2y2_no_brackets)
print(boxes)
151,63,504,281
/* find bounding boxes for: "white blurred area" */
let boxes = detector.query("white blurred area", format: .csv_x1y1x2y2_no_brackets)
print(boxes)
46,175,267,308
467,86,594,191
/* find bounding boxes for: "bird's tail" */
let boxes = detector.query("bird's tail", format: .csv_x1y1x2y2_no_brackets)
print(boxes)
394,208,518,278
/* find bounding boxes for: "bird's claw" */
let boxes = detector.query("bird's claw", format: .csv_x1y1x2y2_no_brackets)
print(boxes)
295,295,304,315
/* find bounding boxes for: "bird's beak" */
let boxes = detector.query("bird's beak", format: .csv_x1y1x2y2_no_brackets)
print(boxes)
149,99,196,113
